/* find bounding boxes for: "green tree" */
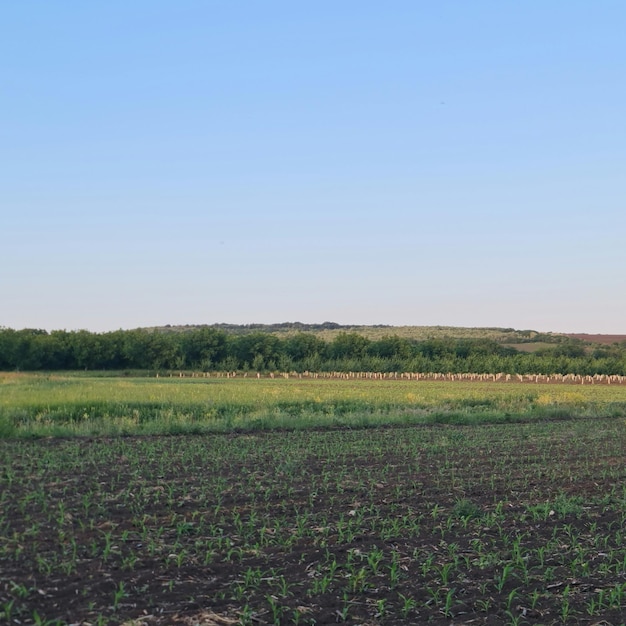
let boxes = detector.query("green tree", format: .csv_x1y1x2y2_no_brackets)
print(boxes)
369,335,413,360
122,330,181,370
228,333,281,370
284,333,326,361
181,328,227,369
329,333,370,360
0,328,19,369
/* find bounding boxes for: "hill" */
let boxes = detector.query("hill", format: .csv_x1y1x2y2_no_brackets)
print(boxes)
151,322,568,345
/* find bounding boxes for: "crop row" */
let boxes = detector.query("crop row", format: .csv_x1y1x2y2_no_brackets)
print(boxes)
2,418,626,624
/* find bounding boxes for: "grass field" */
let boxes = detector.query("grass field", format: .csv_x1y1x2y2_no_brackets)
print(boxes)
2,372,626,438
2,374,626,625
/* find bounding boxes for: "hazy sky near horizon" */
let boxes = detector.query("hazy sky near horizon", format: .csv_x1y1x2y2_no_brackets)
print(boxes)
2,2,625,334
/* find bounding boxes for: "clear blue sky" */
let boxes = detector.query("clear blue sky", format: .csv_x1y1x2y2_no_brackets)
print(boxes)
2,2,625,333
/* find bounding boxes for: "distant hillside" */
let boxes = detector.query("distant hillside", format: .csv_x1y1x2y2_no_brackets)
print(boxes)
150,322,569,345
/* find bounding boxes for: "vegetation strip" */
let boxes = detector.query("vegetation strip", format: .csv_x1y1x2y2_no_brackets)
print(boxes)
2,325,626,375
3,374,626,438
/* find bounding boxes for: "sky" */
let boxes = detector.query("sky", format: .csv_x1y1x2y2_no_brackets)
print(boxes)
2,1,625,334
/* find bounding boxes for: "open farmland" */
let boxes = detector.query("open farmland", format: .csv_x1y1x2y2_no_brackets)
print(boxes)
2,375,626,625
564,334,626,346
3,420,626,624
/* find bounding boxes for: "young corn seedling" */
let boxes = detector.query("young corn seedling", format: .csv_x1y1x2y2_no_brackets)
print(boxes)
494,563,515,593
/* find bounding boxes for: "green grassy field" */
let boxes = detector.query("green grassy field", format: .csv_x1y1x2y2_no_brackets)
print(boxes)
2,372,626,438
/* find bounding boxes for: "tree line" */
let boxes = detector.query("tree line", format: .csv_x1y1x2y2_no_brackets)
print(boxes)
1,327,625,376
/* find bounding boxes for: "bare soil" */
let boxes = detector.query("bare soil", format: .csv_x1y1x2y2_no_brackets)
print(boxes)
565,333,626,345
